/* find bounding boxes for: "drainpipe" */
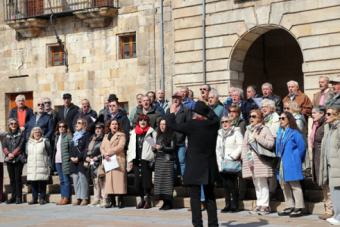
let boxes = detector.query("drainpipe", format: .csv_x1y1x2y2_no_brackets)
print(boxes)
202,0,206,84
160,0,165,91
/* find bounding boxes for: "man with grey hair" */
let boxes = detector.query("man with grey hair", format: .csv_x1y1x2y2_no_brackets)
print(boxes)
325,75,340,109
282,80,312,118
9,94,34,132
156,89,172,113
129,93,144,127
313,76,332,106
181,86,196,112
72,99,98,134
25,100,54,141
221,88,253,124
246,85,261,110
261,82,283,115
208,89,223,119
43,98,58,125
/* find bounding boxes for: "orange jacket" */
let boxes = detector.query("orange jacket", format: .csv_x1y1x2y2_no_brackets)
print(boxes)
282,90,313,117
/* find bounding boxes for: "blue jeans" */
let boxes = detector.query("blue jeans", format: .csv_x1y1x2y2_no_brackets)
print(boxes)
55,163,71,198
201,185,205,201
31,181,47,200
174,146,186,182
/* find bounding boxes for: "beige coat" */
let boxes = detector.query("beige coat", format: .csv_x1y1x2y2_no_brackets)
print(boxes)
27,138,49,181
0,129,7,163
100,131,127,194
241,125,275,179
312,88,332,107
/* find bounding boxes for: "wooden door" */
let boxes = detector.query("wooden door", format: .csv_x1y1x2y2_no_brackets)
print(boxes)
27,0,44,17
10,92,34,110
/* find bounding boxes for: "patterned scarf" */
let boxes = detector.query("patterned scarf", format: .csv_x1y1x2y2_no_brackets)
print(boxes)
231,117,240,126
73,130,85,146
246,123,261,169
264,113,273,127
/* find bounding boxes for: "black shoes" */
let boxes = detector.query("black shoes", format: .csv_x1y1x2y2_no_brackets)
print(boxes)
5,198,15,204
40,199,46,205
118,196,124,209
28,200,38,205
278,207,294,216
160,201,173,211
15,198,22,204
289,208,302,217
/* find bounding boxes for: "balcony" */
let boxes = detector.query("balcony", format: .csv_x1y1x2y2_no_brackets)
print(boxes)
4,0,119,37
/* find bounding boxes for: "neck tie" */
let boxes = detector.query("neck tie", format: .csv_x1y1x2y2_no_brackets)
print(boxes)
319,93,325,106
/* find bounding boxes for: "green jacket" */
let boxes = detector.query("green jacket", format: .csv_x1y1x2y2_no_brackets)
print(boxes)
54,133,73,175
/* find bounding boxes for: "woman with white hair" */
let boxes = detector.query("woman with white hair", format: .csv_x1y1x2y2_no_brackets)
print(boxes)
26,127,51,205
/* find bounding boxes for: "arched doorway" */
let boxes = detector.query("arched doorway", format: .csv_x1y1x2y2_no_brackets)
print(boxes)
230,26,304,98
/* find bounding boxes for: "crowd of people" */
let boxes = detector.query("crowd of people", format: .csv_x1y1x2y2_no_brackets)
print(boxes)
1,76,340,227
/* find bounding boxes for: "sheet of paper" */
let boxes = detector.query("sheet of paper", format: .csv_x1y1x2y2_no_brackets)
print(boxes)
102,155,119,172
90,116,96,122
145,137,156,147
253,97,264,109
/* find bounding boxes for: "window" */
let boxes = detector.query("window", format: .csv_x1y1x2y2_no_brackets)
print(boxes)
121,35,136,59
120,102,129,115
51,46,65,66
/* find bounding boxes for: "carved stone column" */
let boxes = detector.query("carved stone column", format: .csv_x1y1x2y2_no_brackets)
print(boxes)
73,7,118,28
6,18,49,38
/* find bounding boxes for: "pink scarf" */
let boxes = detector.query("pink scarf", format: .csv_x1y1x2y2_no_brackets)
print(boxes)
310,122,320,149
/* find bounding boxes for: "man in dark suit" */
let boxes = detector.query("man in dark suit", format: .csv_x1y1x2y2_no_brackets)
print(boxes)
167,101,219,227
58,93,79,133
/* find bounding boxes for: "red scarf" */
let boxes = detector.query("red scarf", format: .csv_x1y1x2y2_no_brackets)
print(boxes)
135,125,150,135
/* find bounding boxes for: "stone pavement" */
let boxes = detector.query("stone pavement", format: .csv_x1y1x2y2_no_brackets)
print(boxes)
0,203,333,227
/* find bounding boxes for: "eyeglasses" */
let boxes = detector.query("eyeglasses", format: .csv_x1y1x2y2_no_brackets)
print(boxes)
284,107,290,110
279,117,286,121
77,122,82,125
95,127,102,129
249,115,257,119
37,103,44,106
200,88,207,91
221,121,229,124
327,113,333,116
262,106,269,109
10,123,17,125
44,101,51,104
59,125,66,128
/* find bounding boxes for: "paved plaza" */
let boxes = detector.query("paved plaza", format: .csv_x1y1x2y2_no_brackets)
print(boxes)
0,203,333,227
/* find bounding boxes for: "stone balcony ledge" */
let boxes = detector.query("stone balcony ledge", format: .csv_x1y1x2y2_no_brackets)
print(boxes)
73,7,118,28
6,18,49,38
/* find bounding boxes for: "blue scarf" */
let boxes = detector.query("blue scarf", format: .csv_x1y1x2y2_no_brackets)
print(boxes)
111,111,120,120
73,130,85,146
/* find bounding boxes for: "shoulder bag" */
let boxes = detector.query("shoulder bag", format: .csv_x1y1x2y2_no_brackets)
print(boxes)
249,127,276,159
220,136,241,174
97,156,106,178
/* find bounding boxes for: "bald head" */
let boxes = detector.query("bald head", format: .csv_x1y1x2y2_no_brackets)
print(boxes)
156,89,165,102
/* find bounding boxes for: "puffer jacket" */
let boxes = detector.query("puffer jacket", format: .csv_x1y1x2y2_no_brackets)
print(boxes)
127,127,157,163
2,129,25,160
53,133,73,175
27,138,51,181
241,125,275,178
87,133,104,179
215,126,243,172
319,120,340,187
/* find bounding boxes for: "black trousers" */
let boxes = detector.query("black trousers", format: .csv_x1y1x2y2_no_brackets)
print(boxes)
190,184,218,227
220,172,238,204
7,162,23,199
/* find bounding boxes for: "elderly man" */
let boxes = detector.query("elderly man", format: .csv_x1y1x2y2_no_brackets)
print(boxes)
132,95,162,129
208,89,223,119
224,87,235,105
43,98,58,125
262,82,283,115
221,88,253,124
72,99,97,134
199,84,211,105
129,94,143,127
246,85,261,110
9,94,34,132
98,97,109,117
147,91,165,117
166,101,219,227
165,93,191,185
181,86,196,112
325,75,340,109
313,76,332,106
58,93,79,133
26,100,54,141
282,81,313,118
189,90,194,100
156,89,172,113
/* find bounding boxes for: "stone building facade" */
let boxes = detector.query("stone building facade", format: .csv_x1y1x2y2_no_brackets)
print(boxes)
1,0,340,128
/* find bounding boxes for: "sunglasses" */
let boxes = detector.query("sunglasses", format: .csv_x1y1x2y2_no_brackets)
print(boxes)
229,110,237,113
249,115,257,119
284,107,290,110
200,88,207,91
140,119,148,122
10,122,17,125
59,125,66,128
279,117,286,121
44,101,51,104
37,103,44,106
327,113,333,116
221,121,229,124
76,122,83,125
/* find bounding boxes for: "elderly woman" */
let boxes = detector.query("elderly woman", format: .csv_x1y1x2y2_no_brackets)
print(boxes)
86,122,107,208
3,118,25,204
283,101,311,177
0,128,7,203
27,127,51,205
241,109,275,215
153,119,176,210
276,111,306,217
320,107,340,225
310,106,332,220
100,119,127,209
53,121,72,205
216,115,243,213
70,118,92,206
128,114,157,209
261,99,280,200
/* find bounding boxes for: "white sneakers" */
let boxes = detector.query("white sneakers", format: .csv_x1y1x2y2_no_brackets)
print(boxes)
327,217,340,225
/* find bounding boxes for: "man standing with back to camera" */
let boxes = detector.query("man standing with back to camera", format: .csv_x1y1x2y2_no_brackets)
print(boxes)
167,101,219,227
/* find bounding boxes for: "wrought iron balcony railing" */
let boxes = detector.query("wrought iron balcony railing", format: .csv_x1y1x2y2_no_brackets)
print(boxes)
4,0,119,21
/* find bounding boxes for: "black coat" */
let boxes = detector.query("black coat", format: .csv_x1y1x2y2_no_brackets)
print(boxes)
72,108,98,134
2,129,26,160
9,106,34,129
165,104,192,146
247,98,259,110
87,133,104,179
166,108,220,185
58,103,79,133
69,131,92,174
262,93,283,115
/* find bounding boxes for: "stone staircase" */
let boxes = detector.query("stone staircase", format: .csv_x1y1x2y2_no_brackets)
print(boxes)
2,164,327,214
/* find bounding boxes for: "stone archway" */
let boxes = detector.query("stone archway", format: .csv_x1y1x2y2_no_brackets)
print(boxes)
229,26,304,98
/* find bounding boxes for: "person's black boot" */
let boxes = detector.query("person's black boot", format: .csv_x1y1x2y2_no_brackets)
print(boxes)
230,192,239,213
159,200,166,210
118,196,124,209
15,197,22,204
221,201,231,213
105,195,116,208
162,201,173,211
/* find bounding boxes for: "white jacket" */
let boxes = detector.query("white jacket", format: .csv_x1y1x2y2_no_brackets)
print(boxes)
0,129,7,163
27,138,49,181
127,127,157,163
266,112,280,136
215,127,243,172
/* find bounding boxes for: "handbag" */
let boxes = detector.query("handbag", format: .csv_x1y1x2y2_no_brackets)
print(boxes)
220,134,241,174
76,147,89,169
97,157,105,178
249,127,276,159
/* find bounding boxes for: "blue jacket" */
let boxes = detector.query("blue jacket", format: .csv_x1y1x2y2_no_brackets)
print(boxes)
154,103,165,118
276,127,306,182
26,112,54,140
9,106,34,129
221,100,254,125
182,98,196,113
